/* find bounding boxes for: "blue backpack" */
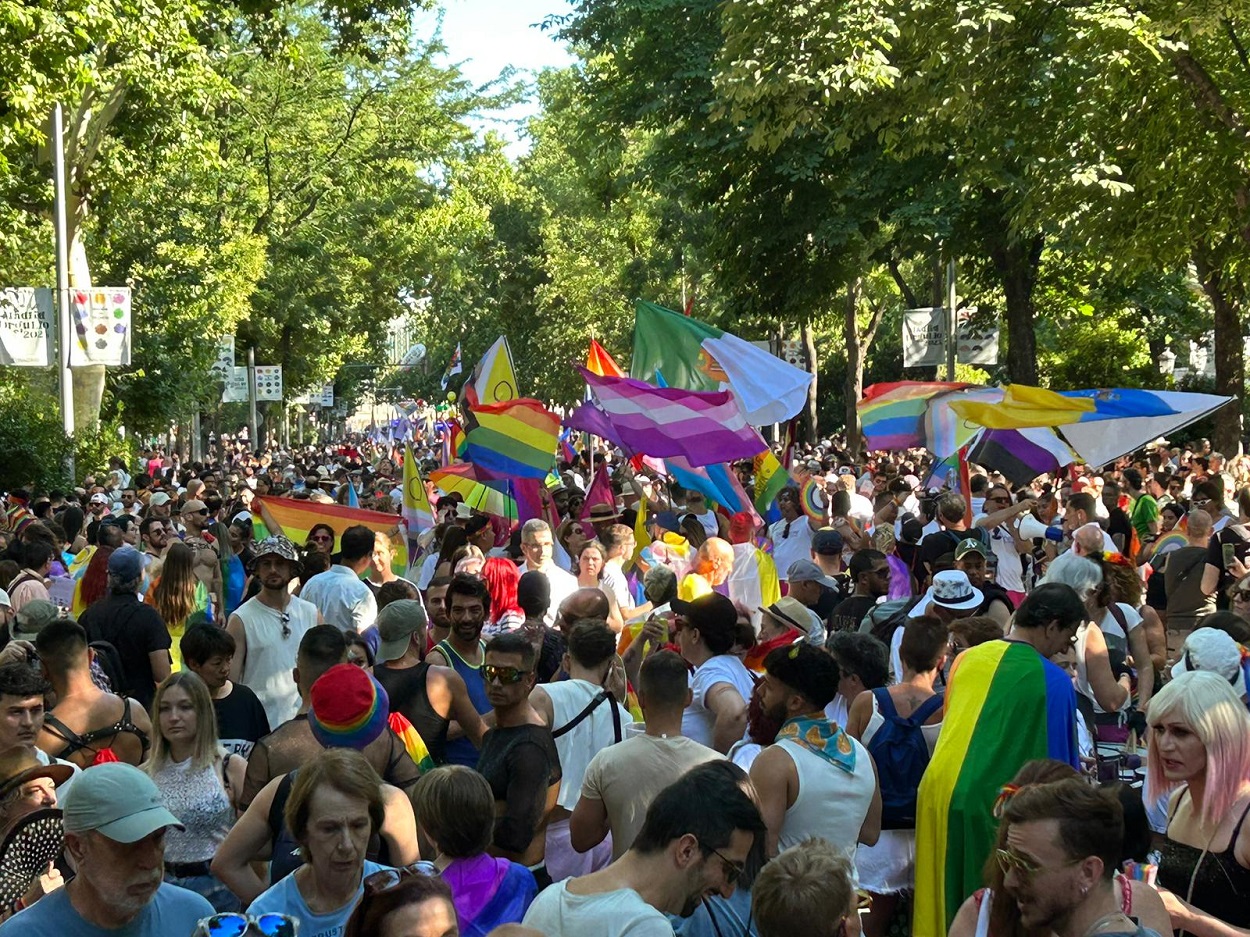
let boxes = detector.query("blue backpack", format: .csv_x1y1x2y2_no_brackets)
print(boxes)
867,688,943,830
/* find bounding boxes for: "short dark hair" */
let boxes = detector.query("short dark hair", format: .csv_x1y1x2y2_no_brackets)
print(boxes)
633,760,765,863
180,623,236,667
566,619,617,669
825,631,889,689
1197,610,1250,644
1122,468,1143,489
639,650,691,710
344,862,454,937
1014,583,1086,633
899,615,949,673
139,515,165,538
485,632,536,670
0,661,49,700
20,540,53,571
1066,492,1097,518
339,525,376,563
33,619,89,671
376,579,419,610
764,644,839,710
848,549,887,581
516,571,550,618
447,573,490,613
1002,778,1123,882
298,625,348,677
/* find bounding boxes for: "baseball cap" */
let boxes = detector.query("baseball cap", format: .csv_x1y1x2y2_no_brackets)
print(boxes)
375,600,428,664
89,492,109,505
805,459,822,472
12,600,60,640
787,559,839,589
149,491,172,507
181,498,208,515
254,536,299,563
62,762,184,842
811,527,845,556
671,592,738,640
107,546,144,581
1172,628,1248,696
954,538,988,560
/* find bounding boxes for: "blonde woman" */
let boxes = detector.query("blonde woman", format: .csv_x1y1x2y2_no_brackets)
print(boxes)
144,671,245,911
145,541,211,670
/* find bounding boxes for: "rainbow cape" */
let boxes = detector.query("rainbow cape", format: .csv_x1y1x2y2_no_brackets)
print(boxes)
914,640,1078,937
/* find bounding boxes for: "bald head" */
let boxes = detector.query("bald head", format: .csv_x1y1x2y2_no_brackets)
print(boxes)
1071,522,1105,557
1187,509,1213,543
556,587,611,634
695,537,735,585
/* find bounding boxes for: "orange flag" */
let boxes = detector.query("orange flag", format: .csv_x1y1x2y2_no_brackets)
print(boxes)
586,339,625,378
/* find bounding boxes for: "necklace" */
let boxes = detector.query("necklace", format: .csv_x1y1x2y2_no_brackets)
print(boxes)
1082,910,1134,936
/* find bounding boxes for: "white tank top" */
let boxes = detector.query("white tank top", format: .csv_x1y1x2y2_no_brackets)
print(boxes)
236,595,319,728
776,735,877,881
545,678,634,810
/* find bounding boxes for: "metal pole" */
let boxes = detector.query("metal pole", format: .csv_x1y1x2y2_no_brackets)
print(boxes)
191,411,202,462
51,104,75,471
945,256,958,381
248,346,258,449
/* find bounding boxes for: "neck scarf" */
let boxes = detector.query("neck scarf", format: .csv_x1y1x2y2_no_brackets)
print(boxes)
777,714,857,775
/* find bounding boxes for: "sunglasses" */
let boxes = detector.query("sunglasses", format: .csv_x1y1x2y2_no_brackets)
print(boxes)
194,913,298,937
364,862,433,896
995,847,1080,881
483,664,532,684
702,843,746,886
310,534,333,542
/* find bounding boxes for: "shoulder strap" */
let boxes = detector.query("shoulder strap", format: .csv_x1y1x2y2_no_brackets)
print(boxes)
268,771,298,836
871,687,897,720
1107,602,1128,631
41,713,85,754
552,690,609,739
912,693,944,724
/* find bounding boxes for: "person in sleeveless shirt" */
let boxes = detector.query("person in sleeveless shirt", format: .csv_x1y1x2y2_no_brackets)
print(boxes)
750,644,880,880
226,536,322,730
427,574,493,767
1148,671,1250,935
35,618,152,768
144,671,244,912
372,598,486,764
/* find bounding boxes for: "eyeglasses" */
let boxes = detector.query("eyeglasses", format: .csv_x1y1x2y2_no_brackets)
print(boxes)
702,843,745,886
363,862,434,896
995,847,1081,881
194,912,298,937
192,509,210,516
310,534,333,543
483,664,533,684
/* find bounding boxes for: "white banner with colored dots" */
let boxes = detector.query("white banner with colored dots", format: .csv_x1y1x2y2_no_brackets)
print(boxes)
68,287,131,366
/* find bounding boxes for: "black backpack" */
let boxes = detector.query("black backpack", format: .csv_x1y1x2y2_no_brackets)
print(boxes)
88,641,127,696
866,688,944,829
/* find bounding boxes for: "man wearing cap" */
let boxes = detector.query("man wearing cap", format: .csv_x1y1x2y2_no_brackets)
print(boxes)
769,488,812,587
829,549,891,635
0,762,213,934
227,536,322,729
0,747,72,915
1171,627,1249,707
786,559,843,641
675,592,755,753
953,538,1013,627
145,490,173,521
79,547,171,710
373,599,487,765
897,569,986,679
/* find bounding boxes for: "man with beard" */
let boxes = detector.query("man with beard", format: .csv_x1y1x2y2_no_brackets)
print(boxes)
524,760,764,935
750,644,881,874
227,536,323,728
427,574,493,767
0,762,212,934
424,574,453,646
138,515,170,572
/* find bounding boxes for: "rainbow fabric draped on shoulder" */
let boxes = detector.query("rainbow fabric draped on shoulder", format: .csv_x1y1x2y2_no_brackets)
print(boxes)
913,639,1078,937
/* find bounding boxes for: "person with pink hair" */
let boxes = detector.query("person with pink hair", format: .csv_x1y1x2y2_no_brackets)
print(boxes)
482,557,524,638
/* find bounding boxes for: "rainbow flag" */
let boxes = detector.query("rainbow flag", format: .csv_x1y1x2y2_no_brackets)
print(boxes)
914,639,1078,937
256,497,407,575
752,449,791,515
465,398,560,480
858,381,969,451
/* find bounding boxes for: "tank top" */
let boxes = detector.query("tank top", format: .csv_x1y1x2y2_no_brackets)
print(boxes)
1158,791,1250,930
544,678,631,810
436,639,489,768
861,692,942,753
374,661,450,763
236,595,320,729
776,735,876,881
152,755,234,864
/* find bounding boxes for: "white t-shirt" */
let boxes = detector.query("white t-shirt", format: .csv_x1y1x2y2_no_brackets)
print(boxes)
974,513,1025,594
682,654,755,749
523,880,673,936
687,509,719,537
769,515,812,581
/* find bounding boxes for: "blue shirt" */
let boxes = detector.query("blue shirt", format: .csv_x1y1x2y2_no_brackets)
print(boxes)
0,881,213,936
248,860,390,937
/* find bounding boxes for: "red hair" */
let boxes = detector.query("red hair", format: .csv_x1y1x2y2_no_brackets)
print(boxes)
482,557,522,619
79,546,114,608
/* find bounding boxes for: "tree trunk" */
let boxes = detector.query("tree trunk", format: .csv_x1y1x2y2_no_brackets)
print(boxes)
801,319,819,443
1193,249,1245,452
845,280,864,460
984,218,1043,385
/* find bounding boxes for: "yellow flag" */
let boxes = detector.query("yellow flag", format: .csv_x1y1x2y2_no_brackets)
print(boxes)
469,336,517,405
950,383,1095,429
632,493,652,567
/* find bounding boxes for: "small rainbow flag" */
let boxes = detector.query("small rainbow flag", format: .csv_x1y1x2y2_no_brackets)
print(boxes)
256,497,407,574
465,398,560,480
858,381,970,451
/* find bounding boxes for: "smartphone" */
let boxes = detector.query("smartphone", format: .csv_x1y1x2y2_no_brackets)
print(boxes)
1224,542,1237,569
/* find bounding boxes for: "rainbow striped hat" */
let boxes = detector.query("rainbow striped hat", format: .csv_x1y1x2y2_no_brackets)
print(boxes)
309,664,390,751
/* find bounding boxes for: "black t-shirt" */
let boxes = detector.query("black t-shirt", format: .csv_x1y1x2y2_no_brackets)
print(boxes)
1107,508,1134,552
79,593,171,710
1206,523,1250,609
811,580,844,633
215,682,271,759
476,723,562,855
830,595,878,634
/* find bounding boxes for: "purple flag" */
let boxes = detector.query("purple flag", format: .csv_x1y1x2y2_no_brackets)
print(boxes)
573,367,766,466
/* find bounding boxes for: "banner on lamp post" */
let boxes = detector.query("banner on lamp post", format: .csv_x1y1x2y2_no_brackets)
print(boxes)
0,288,56,366
902,307,999,368
68,288,131,366
222,367,249,403
255,365,283,401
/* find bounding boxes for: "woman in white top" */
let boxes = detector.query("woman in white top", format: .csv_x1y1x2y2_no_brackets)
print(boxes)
144,670,245,912
846,615,946,937
675,593,755,753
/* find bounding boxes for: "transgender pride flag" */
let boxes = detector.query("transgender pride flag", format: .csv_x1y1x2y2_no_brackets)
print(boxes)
569,367,766,467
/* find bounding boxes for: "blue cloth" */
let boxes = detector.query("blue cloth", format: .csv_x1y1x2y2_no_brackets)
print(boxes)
164,872,240,914
0,881,213,936
672,888,759,937
248,860,390,937
225,553,246,616
437,639,490,767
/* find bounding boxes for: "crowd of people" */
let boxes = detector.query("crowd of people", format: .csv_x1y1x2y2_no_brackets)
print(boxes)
0,432,1246,937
